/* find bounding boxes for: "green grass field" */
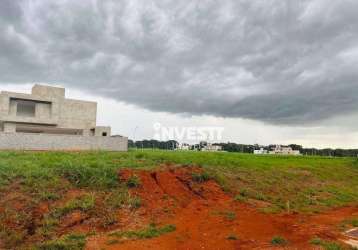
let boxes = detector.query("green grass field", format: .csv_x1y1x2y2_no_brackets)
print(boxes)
1,149,357,213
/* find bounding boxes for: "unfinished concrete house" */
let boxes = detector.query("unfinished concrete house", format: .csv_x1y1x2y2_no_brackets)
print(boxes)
0,84,127,151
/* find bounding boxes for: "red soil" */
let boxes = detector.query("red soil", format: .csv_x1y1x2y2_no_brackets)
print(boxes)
86,166,358,250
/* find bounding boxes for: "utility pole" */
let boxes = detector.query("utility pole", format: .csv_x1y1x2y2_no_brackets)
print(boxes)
133,126,139,150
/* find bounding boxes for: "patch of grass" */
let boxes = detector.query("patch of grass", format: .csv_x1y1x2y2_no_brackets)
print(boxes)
225,211,236,221
0,227,26,248
213,210,236,221
352,219,358,227
126,175,141,188
309,237,345,250
271,236,287,245
56,161,119,189
206,170,230,192
192,172,210,183
104,188,141,210
255,192,267,201
105,193,125,209
38,216,59,238
110,223,176,239
234,189,251,202
101,213,118,228
135,153,145,159
51,194,95,218
234,194,247,202
39,191,61,201
104,189,130,209
128,195,142,209
0,208,32,248
321,242,343,250
310,237,323,245
36,233,86,250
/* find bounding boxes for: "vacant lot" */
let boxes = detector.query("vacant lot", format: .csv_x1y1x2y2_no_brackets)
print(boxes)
0,150,357,249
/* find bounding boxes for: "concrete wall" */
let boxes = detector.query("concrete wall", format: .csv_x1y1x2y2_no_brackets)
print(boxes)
36,102,51,119
0,132,128,151
32,84,65,99
58,98,97,129
3,123,16,133
94,126,111,137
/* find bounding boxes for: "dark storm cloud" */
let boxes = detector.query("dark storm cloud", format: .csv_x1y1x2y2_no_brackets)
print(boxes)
1,0,358,124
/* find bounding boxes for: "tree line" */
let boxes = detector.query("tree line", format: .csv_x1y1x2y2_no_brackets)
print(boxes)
129,139,358,157
214,143,358,157
129,139,178,150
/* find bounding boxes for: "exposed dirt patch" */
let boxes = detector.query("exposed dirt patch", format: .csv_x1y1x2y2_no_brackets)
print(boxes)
87,165,358,250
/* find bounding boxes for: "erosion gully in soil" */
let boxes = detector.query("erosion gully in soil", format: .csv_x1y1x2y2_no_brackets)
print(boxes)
87,165,357,250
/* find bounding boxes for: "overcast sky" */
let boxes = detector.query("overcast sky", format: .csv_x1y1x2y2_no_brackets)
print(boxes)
1,0,358,148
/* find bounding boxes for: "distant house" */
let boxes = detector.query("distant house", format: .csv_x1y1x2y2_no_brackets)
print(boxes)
254,148,268,155
177,143,191,150
176,142,223,151
201,143,222,152
269,145,301,155
253,145,300,155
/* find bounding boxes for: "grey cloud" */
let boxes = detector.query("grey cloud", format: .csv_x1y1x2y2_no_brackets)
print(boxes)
0,0,358,124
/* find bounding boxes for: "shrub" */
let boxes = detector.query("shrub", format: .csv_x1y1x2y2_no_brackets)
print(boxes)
310,237,322,245
225,211,236,221
271,236,287,245
240,189,249,197
192,172,210,183
126,175,141,188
